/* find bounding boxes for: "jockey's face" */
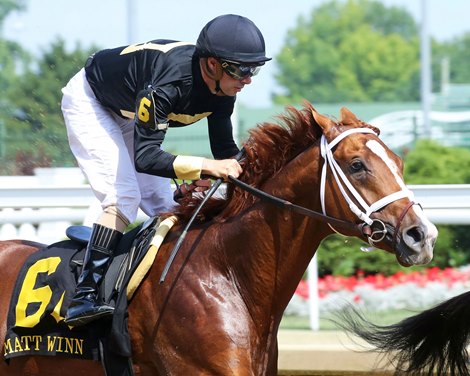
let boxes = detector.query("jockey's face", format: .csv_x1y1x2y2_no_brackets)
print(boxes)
201,57,254,97
217,68,252,97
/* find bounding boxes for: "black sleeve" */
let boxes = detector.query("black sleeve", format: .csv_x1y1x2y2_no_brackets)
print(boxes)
133,125,177,178
207,107,240,160
133,86,179,178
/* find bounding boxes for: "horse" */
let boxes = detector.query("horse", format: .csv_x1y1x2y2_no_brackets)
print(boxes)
335,289,470,376
0,103,438,376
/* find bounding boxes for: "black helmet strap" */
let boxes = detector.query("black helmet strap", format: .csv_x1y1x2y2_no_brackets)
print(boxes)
214,80,222,94
203,58,225,95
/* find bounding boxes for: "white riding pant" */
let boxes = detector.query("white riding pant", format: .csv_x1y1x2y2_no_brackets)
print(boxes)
61,68,175,224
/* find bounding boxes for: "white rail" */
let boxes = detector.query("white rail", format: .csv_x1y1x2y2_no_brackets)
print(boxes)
0,183,469,244
1,183,468,220
0,186,94,208
409,184,470,224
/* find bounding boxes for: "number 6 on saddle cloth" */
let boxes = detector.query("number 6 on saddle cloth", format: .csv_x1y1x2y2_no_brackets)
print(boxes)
4,216,164,368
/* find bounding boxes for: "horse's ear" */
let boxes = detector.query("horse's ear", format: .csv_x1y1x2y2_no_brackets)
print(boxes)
339,107,360,124
311,109,336,133
339,106,380,134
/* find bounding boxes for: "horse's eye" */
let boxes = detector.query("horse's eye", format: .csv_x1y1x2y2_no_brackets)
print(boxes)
349,160,364,173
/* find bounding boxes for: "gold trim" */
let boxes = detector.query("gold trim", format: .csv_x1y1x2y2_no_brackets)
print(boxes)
120,111,211,124
168,112,211,124
127,216,178,299
173,155,204,180
120,109,135,119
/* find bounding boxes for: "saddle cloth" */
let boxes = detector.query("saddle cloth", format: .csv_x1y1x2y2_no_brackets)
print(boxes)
3,216,177,362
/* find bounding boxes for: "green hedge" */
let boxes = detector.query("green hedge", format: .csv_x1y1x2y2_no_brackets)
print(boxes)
316,224,470,277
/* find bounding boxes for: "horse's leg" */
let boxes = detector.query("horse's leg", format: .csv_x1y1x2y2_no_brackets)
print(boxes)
265,341,279,376
129,267,280,376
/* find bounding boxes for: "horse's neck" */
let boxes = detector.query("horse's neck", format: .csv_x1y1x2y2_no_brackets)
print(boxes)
229,147,330,319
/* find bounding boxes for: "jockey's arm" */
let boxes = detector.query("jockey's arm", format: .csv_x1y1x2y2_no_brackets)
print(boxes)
133,87,241,181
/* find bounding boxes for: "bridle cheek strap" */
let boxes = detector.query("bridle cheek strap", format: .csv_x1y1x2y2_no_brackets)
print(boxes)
320,129,415,245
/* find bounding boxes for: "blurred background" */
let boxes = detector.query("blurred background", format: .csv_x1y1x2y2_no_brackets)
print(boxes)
2,0,470,361
3,0,470,166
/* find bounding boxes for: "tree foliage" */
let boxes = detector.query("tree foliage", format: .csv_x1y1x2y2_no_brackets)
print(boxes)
0,0,97,173
436,32,470,84
0,39,96,174
404,140,470,184
274,0,420,104
0,0,29,105
0,0,23,27
0,38,29,94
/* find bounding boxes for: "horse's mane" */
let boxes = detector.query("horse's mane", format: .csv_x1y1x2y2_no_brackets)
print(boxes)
172,102,378,223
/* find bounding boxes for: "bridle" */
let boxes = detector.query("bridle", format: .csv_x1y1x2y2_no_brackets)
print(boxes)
160,127,417,283
319,128,416,246
229,128,417,248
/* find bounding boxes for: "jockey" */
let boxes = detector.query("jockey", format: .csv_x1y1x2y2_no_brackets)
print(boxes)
61,14,271,326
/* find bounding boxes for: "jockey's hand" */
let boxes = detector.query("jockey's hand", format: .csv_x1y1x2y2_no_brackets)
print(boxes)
202,158,242,181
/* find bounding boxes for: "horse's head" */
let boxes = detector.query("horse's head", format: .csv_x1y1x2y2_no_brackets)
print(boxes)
311,105,437,267
176,103,437,267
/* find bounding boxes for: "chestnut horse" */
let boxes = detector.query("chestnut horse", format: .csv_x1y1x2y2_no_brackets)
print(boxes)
0,103,437,375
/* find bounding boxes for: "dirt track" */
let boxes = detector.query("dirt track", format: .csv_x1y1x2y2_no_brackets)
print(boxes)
277,330,393,375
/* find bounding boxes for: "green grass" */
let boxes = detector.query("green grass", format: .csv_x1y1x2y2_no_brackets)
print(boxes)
280,309,419,330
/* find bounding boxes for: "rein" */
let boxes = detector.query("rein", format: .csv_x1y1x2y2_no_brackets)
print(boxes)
227,176,363,235
160,149,245,283
159,127,417,282
229,128,416,247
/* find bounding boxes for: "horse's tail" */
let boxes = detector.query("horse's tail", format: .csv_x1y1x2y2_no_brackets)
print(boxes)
334,292,470,376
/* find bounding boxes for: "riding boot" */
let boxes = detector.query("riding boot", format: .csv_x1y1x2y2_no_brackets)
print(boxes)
64,224,122,326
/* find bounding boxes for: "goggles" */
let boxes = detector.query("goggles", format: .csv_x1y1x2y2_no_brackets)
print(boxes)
219,60,262,80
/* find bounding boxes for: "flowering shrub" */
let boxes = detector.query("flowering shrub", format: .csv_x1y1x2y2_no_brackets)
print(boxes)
286,266,470,315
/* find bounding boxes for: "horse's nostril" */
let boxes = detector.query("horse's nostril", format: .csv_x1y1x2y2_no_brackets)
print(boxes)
407,226,424,243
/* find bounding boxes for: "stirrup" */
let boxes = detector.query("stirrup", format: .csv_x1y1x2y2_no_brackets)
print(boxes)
65,304,114,326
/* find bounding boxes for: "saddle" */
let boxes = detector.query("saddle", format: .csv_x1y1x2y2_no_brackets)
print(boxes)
3,216,177,375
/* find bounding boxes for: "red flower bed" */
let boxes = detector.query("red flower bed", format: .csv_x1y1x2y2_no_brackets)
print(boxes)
295,267,470,299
